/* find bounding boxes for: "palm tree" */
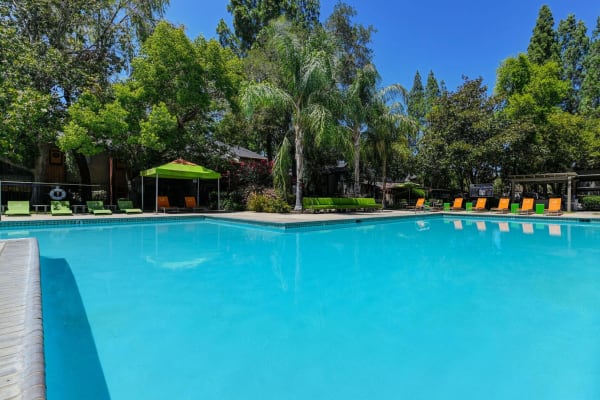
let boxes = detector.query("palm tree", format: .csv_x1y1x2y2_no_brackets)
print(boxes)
365,86,417,208
339,64,379,196
241,19,337,210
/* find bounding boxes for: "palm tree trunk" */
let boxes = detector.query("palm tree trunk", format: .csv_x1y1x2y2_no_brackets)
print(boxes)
381,156,388,208
353,127,361,197
294,124,304,211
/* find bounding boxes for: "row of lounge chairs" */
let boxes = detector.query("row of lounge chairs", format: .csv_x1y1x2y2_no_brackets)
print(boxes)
156,196,204,213
2,197,204,216
408,197,563,215
2,199,142,216
302,197,382,212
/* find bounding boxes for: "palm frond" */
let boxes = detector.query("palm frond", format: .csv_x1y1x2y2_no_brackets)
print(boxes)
273,136,293,195
240,82,294,118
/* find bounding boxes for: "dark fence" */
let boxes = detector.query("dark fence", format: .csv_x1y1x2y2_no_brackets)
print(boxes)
0,180,111,207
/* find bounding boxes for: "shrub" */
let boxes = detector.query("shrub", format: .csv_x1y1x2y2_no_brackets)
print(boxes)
209,191,245,211
246,191,291,213
581,195,600,210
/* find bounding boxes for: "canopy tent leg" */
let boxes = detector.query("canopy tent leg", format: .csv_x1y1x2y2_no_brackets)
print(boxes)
141,177,144,211
155,174,159,214
218,179,220,211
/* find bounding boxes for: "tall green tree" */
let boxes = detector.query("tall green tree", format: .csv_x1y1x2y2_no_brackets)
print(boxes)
217,0,320,55
364,86,415,207
407,71,425,123
424,70,441,115
60,22,242,173
557,14,589,113
527,5,559,65
581,17,600,116
325,2,376,196
419,78,500,191
0,0,168,182
339,63,379,196
494,54,594,174
325,2,375,86
241,18,337,210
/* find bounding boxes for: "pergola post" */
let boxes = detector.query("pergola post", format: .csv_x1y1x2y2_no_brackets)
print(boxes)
567,176,572,212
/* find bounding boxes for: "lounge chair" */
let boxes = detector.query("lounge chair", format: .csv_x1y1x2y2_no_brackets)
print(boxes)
86,200,112,215
449,198,463,211
472,198,487,212
406,198,426,211
184,196,204,212
517,198,535,215
491,198,510,213
157,196,181,213
117,199,142,214
545,198,563,216
51,201,73,216
4,201,31,216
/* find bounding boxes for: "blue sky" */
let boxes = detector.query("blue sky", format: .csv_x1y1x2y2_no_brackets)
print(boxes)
165,1,599,92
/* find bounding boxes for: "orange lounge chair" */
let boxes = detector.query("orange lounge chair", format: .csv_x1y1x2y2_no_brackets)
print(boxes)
545,198,563,216
184,196,204,212
518,198,534,215
449,198,463,211
491,198,510,213
473,198,487,212
157,196,180,213
406,198,426,211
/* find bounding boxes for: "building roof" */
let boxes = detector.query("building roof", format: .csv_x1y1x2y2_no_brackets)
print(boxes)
215,141,267,161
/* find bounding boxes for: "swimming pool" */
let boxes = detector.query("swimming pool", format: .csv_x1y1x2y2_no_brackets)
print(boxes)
1,216,599,399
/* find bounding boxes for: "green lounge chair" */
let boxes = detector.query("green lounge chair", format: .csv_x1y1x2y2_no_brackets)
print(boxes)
117,199,142,214
4,201,31,216
86,200,112,215
51,200,73,216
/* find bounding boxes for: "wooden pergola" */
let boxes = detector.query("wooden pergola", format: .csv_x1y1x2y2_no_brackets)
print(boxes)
509,172,578,212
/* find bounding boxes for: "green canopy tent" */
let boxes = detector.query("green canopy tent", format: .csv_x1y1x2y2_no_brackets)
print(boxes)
140,159,221,213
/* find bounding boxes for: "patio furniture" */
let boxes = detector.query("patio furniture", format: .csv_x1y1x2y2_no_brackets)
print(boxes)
4,201,31,216
51,201,73,216
86,201,113,215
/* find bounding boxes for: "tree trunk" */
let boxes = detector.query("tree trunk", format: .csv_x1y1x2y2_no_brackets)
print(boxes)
30,143,52,203
73,152,92,201
266,131,273,162
381,156,387,208
294,124,304,211
353,127,361,197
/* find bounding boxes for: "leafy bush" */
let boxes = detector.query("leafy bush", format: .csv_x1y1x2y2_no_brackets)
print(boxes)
209,191,245,211
246,191,291,213
581,195,600,210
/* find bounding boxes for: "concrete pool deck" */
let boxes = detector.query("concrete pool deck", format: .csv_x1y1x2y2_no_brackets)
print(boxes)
1,208,599,399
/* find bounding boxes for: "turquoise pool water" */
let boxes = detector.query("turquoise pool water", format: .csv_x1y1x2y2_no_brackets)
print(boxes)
1,217,599,399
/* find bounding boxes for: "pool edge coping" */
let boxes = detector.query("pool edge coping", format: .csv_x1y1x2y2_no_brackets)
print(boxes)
0,238,46,400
